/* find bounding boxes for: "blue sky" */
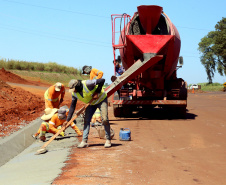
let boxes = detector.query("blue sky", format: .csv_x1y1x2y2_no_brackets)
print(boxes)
0,0,225,85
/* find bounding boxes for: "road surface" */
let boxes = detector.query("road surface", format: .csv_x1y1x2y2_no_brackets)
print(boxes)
2,84,226,185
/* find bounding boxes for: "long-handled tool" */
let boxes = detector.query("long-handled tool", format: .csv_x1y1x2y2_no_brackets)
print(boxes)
36,100,93,155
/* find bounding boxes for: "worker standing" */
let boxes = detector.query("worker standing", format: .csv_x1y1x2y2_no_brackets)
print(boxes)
82,65,103,80
223,82,226,92
65,78,111,148
82,65,104,124
44,82,65,109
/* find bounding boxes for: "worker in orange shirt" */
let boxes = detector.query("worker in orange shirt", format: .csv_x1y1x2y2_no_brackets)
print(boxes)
32,108,63,142
44,82,65,109
82,65,103,80
49,107,82,138
33,107,82,142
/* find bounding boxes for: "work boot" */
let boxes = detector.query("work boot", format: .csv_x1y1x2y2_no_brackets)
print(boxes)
77,140,88,148
104,140,111,148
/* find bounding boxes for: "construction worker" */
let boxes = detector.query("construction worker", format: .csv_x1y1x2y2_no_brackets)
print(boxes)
65,78,111,148
114,56,125,76
32,108,63,142
223,82,226,92
91,108,102,126
32,107,82,142
49,107,82,138
82,65,104,125
44,82,65,109
82,65,103,80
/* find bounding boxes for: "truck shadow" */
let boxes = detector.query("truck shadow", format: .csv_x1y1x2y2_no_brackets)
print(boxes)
110,108,197,121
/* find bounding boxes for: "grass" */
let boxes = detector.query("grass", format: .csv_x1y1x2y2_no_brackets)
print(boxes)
9,70,225,92
189,82,225,91
10,70,89,85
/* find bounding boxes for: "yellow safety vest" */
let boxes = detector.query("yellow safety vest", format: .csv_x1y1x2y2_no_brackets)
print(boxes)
44,88,59,102
72,80,107,105
40,122,49,136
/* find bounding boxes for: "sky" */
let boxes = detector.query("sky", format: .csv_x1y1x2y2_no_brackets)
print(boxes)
0,0,225,85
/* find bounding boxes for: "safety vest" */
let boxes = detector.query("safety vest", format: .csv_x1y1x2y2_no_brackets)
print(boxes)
40,122,49,136
72,80,107,105
44,88,59,102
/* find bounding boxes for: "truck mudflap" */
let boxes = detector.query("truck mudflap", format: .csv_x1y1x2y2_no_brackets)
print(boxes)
113,100,187,105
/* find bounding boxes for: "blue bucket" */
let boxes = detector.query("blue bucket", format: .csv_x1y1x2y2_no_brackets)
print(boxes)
119,128,131,141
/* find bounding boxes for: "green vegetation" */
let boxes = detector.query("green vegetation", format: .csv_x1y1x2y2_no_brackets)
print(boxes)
11,70,89,85
189,82,224,91
0,58,81,74
0,58,90,85
198,17,226,83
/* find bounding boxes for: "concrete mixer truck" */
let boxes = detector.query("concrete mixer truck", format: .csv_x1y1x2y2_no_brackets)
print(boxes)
105,5,187,118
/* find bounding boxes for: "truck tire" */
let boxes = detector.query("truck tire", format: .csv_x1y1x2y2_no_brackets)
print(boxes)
113,105,122,117
122,106,133,117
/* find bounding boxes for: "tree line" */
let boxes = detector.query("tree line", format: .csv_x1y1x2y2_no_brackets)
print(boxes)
0,59,81,75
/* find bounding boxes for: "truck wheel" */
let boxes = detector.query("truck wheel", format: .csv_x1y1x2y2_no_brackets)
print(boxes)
113,105,122,117
122,106,133,117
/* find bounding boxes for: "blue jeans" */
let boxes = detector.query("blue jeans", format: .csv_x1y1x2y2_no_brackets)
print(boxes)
83,98,111,141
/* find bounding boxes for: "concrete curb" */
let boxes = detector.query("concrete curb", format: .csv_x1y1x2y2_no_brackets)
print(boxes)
0,117,42,167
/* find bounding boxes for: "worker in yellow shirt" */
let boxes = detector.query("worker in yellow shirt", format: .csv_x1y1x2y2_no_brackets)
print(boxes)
44,82,65,109
82,65,103,80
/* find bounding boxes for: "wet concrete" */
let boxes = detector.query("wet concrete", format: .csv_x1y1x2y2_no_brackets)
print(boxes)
0,117,42,167
0,132,78,185
0,108,84,185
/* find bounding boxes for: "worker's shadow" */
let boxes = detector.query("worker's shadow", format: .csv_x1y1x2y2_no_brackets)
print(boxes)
45,133,77,141
88,143,122,148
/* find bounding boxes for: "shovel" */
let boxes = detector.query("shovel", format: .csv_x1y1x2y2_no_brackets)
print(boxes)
36,99,94,155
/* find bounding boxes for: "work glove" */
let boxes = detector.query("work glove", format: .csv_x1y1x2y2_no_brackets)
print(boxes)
60,131,65,137
60,98,63,104
57,125,65,137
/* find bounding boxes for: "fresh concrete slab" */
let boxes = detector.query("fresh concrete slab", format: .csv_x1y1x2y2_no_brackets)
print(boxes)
0,129,80,185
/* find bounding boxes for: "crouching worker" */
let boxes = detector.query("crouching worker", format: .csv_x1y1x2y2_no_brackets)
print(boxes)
49,107,82,139
65,78,111,148
91,108,102,127
32,108,63,142
33,107,82,142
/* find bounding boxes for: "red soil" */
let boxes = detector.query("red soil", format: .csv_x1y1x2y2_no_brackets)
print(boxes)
0,68,84,137
0,68,49,86
0,68,45,137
